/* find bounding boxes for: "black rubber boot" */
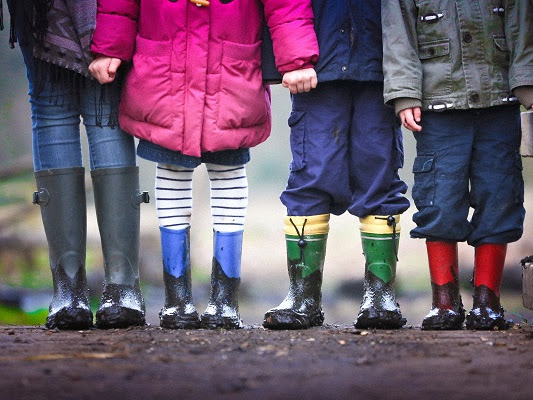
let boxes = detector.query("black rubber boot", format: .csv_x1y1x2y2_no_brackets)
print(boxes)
34,167,93,330
200,231,244,329
91,167,149,329
159,226,201,329
263,215,328,330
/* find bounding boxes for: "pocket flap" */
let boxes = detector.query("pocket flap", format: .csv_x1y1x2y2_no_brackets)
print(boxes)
288,110,305,127
493,35,508,52
419,39,450,59
413,155,434,173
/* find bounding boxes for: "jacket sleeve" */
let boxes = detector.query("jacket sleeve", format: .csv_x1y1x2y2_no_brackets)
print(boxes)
506,0,533,91
382,0,422,106
261,0,318,74
91,0,140,61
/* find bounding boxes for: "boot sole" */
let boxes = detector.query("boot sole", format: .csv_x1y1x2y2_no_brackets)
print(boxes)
263,309,324,330
96,306,145,329
354,310,406,330
200,314,243,330
465,313,511,330
160,313,201,329
421,311,465,330
46,307,93,330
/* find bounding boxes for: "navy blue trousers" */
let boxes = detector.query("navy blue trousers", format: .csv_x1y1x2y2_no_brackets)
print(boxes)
281,81,410,217
411,106,524,246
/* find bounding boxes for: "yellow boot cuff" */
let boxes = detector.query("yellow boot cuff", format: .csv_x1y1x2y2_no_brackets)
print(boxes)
285,214,330,236
359,215,401,234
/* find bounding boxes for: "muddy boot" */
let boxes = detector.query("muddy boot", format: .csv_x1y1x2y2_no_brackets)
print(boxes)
91,167,149,329
466,244,511,330
159,226,200,329
263,215,329,330
200,230,244,329
421,241,465,330
34,168,93,330
355,215,406,329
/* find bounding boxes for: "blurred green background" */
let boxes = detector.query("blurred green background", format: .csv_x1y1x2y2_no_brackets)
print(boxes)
1,23,533,328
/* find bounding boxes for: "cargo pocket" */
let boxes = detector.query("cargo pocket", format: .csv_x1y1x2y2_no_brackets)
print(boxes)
288,110,306,171
412,155,435,207
419,39,452,97
393,120,405,169
513,153,524,203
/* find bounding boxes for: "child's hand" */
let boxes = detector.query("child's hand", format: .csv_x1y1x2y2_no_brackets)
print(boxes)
282,68,318,94
399,107,422,132
89,56,122,84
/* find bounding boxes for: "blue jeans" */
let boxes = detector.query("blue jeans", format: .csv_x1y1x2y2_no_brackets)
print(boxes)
20,45,135,171
281,81,410,217
411,106,524,246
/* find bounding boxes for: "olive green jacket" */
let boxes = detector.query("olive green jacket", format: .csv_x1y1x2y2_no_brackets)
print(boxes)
382,0,533,113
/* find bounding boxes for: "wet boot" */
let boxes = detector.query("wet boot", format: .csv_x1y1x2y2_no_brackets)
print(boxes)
355,215,406,329
200,230,244,329
159,226,200,329
421,241,465,330
263,214,329,330
466,244,511,330
91,167,149,329
33,167,93,330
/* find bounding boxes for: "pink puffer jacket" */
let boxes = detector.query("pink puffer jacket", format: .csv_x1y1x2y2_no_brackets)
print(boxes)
91,0,318,157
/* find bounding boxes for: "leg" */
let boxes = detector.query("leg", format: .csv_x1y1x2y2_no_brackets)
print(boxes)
79,79,147,328
200,163,248,329
268,83,351,329
465,106,523,330
23,46,91,329
410,110,474,329
155,163,200,329
348,83,409,329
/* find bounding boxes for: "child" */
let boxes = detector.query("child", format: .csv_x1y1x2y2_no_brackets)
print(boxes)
382,0,533,330
262,0,411,330
2,0,148,329
89,0,319,329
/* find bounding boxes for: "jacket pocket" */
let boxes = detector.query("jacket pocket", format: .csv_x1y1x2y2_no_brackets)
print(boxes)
218,41,268,130
288,110,306,172
418,39,453,97
491,35,510,93
412,155,435,207
122,36,177,130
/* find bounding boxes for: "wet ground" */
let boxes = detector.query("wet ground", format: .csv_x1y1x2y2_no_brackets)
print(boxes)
1,324,533,400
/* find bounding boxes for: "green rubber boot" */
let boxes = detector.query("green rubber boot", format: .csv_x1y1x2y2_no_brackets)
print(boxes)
34,167,93,330
263,215,329,329
91,166,149,329
354,215,406,329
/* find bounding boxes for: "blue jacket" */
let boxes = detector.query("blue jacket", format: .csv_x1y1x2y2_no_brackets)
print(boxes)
262,0,384,83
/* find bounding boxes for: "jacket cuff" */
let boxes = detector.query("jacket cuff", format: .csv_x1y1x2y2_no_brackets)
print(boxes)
394,98,423,116
513,86,533,109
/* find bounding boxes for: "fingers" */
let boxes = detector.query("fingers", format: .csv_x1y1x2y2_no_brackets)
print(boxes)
282,68,318,94
108,58,122,80
413,107,422,124
399,108,423,132
88,57,121,84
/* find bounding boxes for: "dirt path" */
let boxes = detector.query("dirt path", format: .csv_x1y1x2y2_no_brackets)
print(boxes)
1,324,532,400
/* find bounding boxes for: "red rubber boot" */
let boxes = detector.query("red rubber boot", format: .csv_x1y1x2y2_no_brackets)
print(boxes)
466,244,510,330
421,241,465,330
